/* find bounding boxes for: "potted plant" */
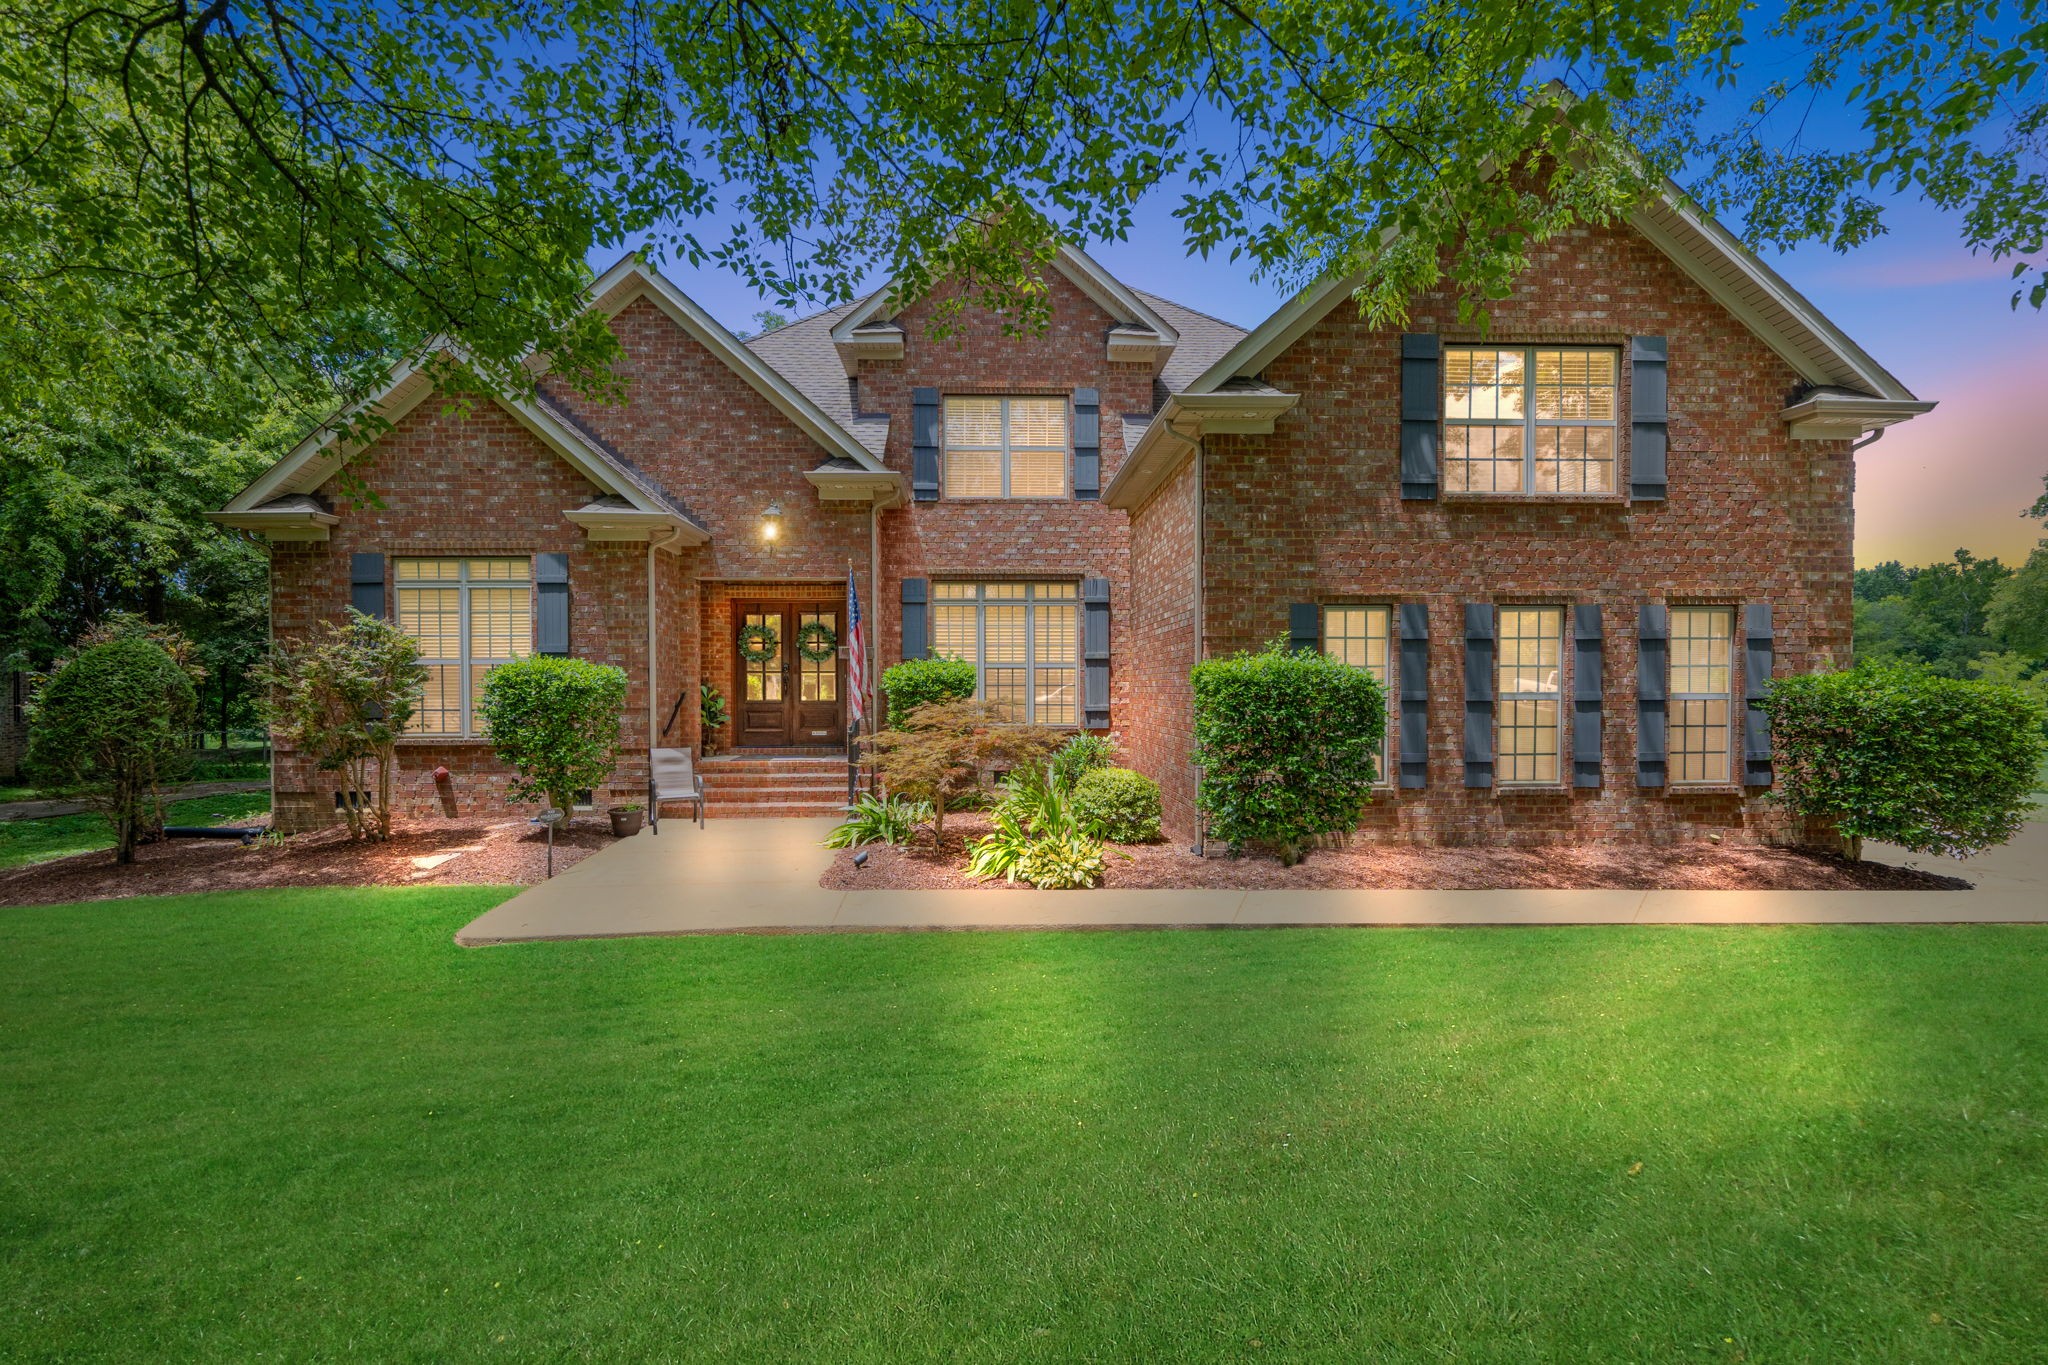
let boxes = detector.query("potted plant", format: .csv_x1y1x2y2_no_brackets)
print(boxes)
699,683,729,756
607,802,645,837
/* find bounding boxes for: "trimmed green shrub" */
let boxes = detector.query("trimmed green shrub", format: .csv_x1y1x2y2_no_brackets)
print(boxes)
476,656,628,826
1761,663,2048,857
880,656,977,726
1072,766,1163,843
27,635,198,864
823,792,931,848
1049,732,1115,793
1191,643,1387,865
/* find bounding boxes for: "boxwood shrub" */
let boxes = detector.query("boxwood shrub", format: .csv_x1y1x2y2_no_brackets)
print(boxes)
1760,663,2048,857
1191,643,1387,865
1072,766,1163,843
880,656,977,726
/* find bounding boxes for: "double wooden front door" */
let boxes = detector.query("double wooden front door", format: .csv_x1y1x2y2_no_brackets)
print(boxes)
735,601,846,746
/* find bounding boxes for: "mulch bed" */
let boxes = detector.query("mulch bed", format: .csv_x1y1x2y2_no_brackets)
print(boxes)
822,813,1973,892
0,813,615,908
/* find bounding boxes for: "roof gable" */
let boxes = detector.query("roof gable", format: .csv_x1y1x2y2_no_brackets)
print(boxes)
826,243,1182,349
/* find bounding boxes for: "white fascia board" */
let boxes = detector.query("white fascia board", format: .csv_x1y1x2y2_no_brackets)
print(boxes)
1103,389,1297,510
224,362,437,511
1779,393,1936,438
1181,272,1366,396
564,506,704,548
201,507,341,541
804,467,908,509
594,259,891,475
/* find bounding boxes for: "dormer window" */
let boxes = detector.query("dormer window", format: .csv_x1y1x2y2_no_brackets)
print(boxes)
1443,347,1618,495
943,396,1068,499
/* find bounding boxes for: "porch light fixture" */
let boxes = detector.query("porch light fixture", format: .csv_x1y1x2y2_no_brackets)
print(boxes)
760,502,783,544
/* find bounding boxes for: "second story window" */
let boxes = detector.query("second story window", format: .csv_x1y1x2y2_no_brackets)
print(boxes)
944,396,1068,499
1444,348,1618,495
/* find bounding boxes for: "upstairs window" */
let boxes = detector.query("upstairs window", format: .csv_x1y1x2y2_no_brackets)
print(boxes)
944,396,1068,498
1444,348,1618,495
394,557,531,737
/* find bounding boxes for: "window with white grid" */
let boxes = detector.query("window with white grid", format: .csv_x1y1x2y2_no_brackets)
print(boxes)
931,581,1078,724
1444,347,1618,495
1323,605,1393,786
1496,607,1563,785
1669,607,1733,785
394,557,532,737
943,396,1069,498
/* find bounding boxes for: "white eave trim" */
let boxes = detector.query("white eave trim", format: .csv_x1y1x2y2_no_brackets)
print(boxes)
805,467,908,508
564,506,705,548
589,258,896,476
1779,393,1936,439
828,243,1182,349
1103,390,1299,511
201,506,340,542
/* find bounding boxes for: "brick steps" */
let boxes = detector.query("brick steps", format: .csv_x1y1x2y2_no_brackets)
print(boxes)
701,754,852,819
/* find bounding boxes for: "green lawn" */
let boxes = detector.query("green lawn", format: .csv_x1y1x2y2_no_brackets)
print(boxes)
0,792,271,869
4,892,2047,1361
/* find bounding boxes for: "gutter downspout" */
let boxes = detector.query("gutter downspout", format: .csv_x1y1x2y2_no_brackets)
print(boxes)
1850,427,1886,454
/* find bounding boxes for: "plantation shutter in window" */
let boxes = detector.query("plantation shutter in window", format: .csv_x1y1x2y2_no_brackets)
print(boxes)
1288,603,1320,654
350,553,387,619
911,388,941,502
535,552,570,656
1398,603,1429,788
1082,577,1110,729
1463,604,1494,788
1573,604,1603,787
1637,604,1668,787
1744,603,1774,786
1072,389,1101,501
900,578,929,660
1630,337,1668,501
1401,334,1441,500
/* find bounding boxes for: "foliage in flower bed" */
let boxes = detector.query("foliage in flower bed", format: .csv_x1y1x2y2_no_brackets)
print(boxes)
1191,643,1387,865
1761,663,2048,857
968,765,1105,888
879,657,976,726
823,792,931,849
477,656,628,826
1049,732,1115,792
1071,767,1163,843
860,699,1062,840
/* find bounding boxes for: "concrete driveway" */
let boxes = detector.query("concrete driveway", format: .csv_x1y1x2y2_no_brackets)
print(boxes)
453,817,2048,944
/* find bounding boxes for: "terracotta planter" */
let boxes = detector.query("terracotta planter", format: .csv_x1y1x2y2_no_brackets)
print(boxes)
608,806,645,838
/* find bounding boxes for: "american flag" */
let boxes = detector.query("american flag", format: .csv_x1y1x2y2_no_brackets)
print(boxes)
846,572,867,727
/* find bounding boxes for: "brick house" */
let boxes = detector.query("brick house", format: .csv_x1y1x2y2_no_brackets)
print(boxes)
213,193,1929,845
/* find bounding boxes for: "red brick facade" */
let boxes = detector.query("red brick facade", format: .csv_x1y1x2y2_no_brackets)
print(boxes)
246,226,1887,848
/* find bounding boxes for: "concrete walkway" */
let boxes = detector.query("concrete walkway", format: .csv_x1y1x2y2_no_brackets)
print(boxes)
0,780,268,823
454,818,2048,944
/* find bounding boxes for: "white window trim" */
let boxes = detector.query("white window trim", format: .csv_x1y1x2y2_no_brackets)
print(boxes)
1669,605,1736,786
1322,604,1396,789
942,395,1070,499
1444,346,1620,495
934,581,1080,726
396,558,532,739
1496,605,1566,787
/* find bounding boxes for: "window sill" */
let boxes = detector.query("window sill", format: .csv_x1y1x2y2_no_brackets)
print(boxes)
1439,492,1628,506
1493,783,1570,796
397,736,492,746
1663,783,1747,797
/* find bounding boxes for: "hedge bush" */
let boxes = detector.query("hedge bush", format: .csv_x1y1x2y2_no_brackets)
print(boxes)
1071,766,1163,843
477,656,628,825
1760,663,2048,857
1191,643,1387,865
880,656,977,726
1049,732,1115,793
27,636,198,864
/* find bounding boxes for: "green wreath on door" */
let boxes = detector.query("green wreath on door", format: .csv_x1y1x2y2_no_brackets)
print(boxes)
795,620,838,662
737,622,780,664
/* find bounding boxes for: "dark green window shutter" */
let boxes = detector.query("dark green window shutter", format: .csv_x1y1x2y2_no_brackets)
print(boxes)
1637,604,1668,787
1072,389,1101,501
1744,603,1774,786
1463,604,1494,788
1081,577,1110,729
1572,604,1603,787
900,577,929,660
1630,337,1668,501
1288,603,1320,654
1397,603,1429,788
349,553,386,619
911,388,941,502
535,552,570,656
1401,334,1441,500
